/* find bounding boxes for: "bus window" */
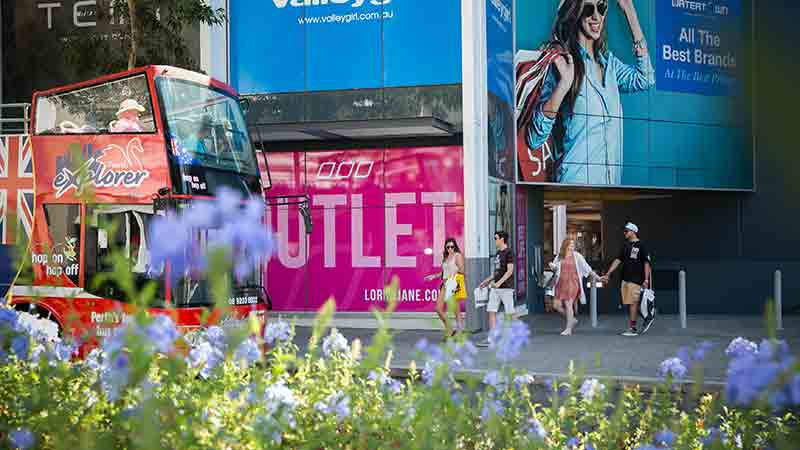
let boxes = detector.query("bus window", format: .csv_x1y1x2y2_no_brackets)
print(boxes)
84,205,165,304
34,75,156,135
41,204,81,286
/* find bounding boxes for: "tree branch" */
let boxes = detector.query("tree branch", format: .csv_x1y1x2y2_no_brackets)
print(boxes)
127,0,138,69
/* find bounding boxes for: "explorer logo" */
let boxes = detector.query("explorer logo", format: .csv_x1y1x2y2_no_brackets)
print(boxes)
52,138,150,198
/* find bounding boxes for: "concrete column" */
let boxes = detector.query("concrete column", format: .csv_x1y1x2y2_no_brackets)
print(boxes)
553,204,567,253
462,0,490,332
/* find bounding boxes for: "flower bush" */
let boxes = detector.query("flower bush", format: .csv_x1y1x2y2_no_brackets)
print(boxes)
2,300,799,449
1,191,798,449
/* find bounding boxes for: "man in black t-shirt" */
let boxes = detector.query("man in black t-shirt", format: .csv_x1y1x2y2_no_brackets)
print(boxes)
602,222,652,336
476,231,515,347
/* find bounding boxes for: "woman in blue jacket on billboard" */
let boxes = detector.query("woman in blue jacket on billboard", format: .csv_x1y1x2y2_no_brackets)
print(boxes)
529,0,654,185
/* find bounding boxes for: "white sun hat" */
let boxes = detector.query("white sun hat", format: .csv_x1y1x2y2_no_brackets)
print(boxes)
116,99,146,117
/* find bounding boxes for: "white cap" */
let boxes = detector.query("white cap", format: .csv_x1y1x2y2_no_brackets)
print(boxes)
624,222,639,234
116,99,146,117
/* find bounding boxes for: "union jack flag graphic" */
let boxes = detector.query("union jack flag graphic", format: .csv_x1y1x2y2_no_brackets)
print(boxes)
0,135,34,244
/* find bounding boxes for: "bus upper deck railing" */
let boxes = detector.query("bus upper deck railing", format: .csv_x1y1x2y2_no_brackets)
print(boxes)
0,103,31,135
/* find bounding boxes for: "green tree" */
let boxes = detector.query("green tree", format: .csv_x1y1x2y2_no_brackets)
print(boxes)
62,0,225,76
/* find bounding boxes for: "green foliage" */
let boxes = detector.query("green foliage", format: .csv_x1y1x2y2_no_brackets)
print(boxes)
61,0,225,74
1,212,798,450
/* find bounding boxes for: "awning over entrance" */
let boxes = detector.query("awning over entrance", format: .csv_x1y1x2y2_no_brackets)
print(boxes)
248,117,456,143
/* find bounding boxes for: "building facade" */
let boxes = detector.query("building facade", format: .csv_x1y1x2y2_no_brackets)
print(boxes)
2,1,798,322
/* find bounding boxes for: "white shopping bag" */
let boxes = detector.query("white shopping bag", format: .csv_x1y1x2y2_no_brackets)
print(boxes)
443,276,458,300
474,286,489,308
639,288,656,320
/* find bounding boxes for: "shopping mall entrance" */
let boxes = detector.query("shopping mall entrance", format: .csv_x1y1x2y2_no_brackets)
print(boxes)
523,187,673,316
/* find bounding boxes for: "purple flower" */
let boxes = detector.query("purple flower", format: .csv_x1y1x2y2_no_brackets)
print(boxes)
184,200,218,229
658,357,688,379
676,341,714,372
217,199,274,281
488,318,530,363
579,378,605,401
188,341,224,379
565,436,580,447
204,326,227,350
147,187,274,281
0,308,18,329
368,370,402,394
101,352,130,402
692,341,714,362
726,337,757,358
9,428,35,450
527,417,546,440
257,414,286,444
234,337,262,368
148,213,198,278
145,315,179,354
514,373,535,388
654,429,676,446
702,428,726,447
634,446,659,450
10,335,30,361
448,340,478,369
415,338,442,360
263,381,298,413
102,326,129,356
480,399,505,420
415,338,476,387
725,349,782,406
420,360,438,386
29,344,46,364
50,340,77,363
322,329,348,358
788,374,800,405
264,321,292,345
483,370,508,391
314,391,351,422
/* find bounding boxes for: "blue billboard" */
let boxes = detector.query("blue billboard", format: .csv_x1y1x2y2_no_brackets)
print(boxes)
655,0,742,96
230,0,462,94
487,0,515,181
515,0,752,190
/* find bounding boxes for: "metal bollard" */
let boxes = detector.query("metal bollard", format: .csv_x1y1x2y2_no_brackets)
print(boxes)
590,281,597,328
775,270,783,331
678,270,687,329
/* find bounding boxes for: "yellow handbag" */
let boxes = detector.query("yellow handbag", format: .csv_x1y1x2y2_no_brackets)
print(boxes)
453,273,467,300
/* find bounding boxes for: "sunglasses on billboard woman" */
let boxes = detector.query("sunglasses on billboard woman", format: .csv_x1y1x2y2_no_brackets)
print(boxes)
582,0,608,18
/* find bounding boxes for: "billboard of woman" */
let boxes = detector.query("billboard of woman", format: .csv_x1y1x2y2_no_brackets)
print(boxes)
516,0,752,190
528,0,652,185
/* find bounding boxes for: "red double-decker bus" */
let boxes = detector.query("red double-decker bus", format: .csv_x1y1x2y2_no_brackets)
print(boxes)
8,66,270,350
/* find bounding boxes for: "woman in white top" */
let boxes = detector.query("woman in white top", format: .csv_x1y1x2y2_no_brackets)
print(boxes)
425,238,466,338
549,238,602,335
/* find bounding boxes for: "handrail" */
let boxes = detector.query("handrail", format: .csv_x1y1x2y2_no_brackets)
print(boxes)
0,103,31,135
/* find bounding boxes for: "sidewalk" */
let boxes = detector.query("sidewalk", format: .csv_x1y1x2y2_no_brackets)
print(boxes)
291,314,800,385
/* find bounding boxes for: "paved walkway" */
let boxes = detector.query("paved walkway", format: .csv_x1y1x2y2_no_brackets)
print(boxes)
292,314,800,385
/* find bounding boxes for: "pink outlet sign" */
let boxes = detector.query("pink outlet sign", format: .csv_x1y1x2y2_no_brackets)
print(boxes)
259,147,465,312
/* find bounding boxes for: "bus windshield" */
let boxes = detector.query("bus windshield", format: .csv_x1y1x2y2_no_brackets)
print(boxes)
156,76,258,177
